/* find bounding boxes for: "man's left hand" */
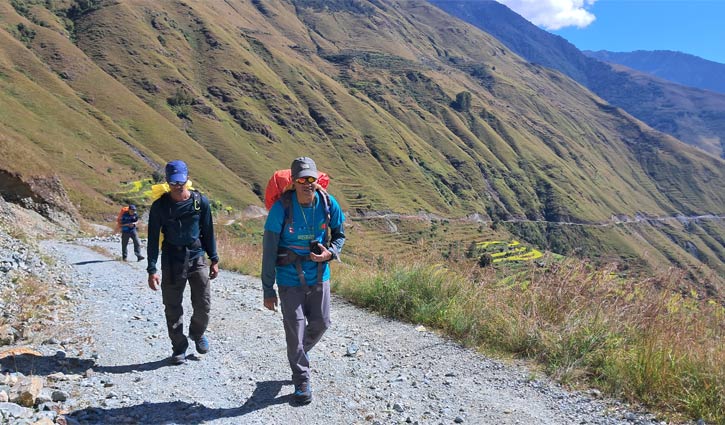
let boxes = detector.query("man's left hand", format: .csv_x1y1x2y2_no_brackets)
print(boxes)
209,261,219,280
310,246,332,262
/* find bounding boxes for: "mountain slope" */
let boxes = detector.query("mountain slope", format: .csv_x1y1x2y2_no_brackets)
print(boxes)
429,0,725,159
0,1,260,214
585,49,725,95
1,0,724,281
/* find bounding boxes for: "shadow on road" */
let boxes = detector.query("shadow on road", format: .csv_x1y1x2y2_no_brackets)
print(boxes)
72,260,117,265
66,380,295,424
0,354,175,376
94,359,172,374
0,353,95,376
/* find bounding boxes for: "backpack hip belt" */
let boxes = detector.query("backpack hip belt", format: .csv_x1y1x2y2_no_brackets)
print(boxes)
276,247,325,287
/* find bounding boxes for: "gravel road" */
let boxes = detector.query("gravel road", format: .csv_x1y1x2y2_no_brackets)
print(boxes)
22,239,662,425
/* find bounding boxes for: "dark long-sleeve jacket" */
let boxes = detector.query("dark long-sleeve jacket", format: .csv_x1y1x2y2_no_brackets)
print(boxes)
120,212,139,233
146,191,219,275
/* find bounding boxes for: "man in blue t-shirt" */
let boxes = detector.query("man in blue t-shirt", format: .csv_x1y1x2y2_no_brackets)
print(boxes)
146,160,219,365
262,157,346,404
119,204,144,262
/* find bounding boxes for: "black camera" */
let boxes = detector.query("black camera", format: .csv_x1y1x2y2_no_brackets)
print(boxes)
309,240,323,255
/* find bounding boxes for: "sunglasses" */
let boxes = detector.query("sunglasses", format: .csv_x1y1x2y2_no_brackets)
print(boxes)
295,176,317,184
168,180,187,186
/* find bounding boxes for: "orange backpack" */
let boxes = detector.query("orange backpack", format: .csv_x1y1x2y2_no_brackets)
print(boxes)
116,206,130,229
264,169,329,210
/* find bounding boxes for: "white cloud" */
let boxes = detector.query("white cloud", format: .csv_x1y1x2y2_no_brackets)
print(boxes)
497,0,598,30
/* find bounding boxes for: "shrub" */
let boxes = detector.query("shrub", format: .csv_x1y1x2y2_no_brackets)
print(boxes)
14,23,36,45
478,252,493,267
167,88,195,106
452,91,472,112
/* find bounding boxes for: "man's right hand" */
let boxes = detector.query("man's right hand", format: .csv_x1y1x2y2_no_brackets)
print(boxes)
148,274,160,291
263,296,278,312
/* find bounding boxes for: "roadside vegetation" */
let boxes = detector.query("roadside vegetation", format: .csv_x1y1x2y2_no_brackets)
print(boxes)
217,219,724,424
335,260,724,423
1,275,43,334
216,221,263,277
0,271,67,351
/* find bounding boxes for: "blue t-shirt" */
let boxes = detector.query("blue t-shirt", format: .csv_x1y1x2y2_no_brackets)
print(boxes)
264,192,345,286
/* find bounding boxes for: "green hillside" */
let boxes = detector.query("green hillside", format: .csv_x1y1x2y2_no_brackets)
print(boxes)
0,0,723,284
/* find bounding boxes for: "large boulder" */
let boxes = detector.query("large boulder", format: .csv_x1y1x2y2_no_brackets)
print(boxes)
0,170,79,229
10,376,43,407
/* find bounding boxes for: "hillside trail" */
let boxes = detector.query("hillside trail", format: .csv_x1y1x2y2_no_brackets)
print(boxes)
354,212,725,228
30,238,657,425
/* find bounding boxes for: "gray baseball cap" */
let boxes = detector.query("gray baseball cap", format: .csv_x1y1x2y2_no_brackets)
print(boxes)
290,157,318,179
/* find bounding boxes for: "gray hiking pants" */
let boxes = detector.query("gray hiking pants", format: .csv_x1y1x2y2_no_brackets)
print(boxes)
160,256,211,354
279,280,331,387
121,230,142,259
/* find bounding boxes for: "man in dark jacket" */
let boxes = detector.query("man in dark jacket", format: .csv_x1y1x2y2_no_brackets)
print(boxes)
120,204,144,262
262,157,346,404
146,160,220,365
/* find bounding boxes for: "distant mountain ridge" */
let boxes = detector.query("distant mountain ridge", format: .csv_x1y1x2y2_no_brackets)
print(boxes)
429,0,725,159
584,50,725,95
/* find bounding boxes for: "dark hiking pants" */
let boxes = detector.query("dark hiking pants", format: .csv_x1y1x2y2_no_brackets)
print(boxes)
279,280,331,387
121,230,142,259
160,256,211,354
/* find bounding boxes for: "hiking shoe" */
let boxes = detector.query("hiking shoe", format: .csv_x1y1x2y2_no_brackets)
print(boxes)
169,350,186,365
122,257,127,262
137,255,145,262
194,335,209,354
293,382,312,404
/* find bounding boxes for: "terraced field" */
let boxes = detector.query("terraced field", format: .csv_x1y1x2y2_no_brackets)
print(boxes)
474,240,545,263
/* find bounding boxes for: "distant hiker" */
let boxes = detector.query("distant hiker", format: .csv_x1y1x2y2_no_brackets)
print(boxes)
146,160,219,365
262,156,346,404
118,204,144,262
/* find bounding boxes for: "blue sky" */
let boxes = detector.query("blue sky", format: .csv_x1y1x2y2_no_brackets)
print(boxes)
497,0,725,64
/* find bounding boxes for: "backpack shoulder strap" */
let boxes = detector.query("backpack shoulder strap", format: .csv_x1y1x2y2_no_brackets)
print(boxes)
317,188,331,213
316,188,332,246
280,191,294,229
156,192,170,221
191,190,202,213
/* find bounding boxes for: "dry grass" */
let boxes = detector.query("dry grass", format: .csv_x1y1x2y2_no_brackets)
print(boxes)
13,276,50,323
333,259,725,423
216,226,262,277
0,275,57,341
